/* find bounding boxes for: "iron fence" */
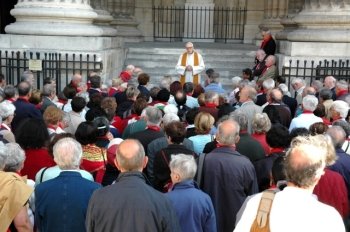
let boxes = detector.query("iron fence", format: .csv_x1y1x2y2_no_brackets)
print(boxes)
282,59,350,88
153,6,246,42
0,50,103,91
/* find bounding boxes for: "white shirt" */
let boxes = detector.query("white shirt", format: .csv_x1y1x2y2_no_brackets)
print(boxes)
234,187,345,232
289,113,323,132
175,51,205,83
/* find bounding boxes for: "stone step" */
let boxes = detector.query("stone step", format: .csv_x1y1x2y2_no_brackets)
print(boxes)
123,42,258,90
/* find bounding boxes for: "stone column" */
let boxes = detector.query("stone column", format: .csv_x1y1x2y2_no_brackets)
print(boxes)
184,0,215,42
90,0,117,36
260,0,289,32
5,0,104,36
284,0,350,56
109,0,143,42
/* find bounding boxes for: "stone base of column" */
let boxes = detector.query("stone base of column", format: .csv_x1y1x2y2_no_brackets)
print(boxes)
279,40,350,57
94,9,118,37
0,34,125,85
110,17,143,43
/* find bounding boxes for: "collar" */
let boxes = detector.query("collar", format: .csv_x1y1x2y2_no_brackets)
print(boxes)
147,125,161,132
337,89,348,97
116,171,149,184
172,180,198,190
1,123,11,131
269,147,285,154
302,110,314,114
216,143,236,150
58,171,82,177
205,103,217,108
17,97,29,103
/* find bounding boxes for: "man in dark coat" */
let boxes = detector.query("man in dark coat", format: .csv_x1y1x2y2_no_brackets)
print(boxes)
86,139,180,232
12,81,42,132
201,119,258,232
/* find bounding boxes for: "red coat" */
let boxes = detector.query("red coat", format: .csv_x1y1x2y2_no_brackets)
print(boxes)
21,148,55,180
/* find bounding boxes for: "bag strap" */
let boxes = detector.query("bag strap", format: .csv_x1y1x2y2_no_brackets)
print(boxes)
40,167,49,183
196,153,206,188
250,189,278,232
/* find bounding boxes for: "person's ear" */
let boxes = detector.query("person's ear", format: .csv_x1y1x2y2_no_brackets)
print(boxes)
142,156,148,169
114,158,122,171
235,135,240,144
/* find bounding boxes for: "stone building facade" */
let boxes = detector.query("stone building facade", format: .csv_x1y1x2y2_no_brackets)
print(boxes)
0,0,349,85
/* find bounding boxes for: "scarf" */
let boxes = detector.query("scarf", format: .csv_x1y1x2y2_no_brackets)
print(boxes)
180,52,199,86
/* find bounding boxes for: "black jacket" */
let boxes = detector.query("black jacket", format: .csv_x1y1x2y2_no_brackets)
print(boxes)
86,172,181,232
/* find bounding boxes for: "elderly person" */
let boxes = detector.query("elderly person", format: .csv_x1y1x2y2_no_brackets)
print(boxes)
189,112,215,154
319,88,334,120
199,91,219,122
289,95,323,132
4,143,36,227
252,49,267,78
0,100,16,142
35,138,100,232
329,100,349,122
258,55,277,86
251,113,271,155
35,133,93,185
166,154,217,232
291,77,306,106
235,135,345,232
0,142,33,232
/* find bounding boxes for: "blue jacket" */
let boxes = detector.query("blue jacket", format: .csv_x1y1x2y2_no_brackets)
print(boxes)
166,180,217,232
329,148,350,201
35,171,100,232
12,98,42,131
204,83,226,95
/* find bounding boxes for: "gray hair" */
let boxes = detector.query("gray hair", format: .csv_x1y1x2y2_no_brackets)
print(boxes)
230,111,248,130
284,135,329,188
291,77,305,86
302,95,319,111
245,85,258,102
278,83,289,96
169,154,197,181
4,85,16,98
162,113,180,126
216,119,240,146
204,91,219,103
336,80,348,90
232,76,242,88
160,75,172,90
141,106,163,126
311,80,323,91
126,64,135,72
0,141,8,170
0,101,15,120
20,70,34,83
163,104,178,115
327,126,346,149
42,83,56,97
126,85,140,99
252,113,271,133
330,100,349,119
53,138,83,170
319,88,333,101
332,120,350,137
4,143,25,172
262,78,275,90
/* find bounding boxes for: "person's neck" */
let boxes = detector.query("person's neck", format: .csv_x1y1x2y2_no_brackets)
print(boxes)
287,182,315,193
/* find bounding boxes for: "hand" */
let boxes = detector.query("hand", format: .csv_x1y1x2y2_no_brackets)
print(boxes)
185,65,193,71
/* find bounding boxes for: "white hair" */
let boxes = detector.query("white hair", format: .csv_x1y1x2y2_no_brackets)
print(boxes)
0,101,15,120
262,78,275,90
126,64,135,72
278,83,290,96
169,154,197,181
291,77,305,85
302,95,319,111
162,113,180,126
163,104,178,115
330,100,350,119
53,138,83,170
232,76,242,88
0,141,8,170
4,143,25,172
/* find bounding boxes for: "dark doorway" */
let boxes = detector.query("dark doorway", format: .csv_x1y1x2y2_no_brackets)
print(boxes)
0,0,17,34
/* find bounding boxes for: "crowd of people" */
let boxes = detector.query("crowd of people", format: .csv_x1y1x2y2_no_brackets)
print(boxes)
1,30,350,232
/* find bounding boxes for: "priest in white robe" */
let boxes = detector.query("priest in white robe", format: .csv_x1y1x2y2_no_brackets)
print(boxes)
175,42,205,85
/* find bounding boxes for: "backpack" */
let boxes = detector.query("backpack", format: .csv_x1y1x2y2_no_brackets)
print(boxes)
250,189,279,232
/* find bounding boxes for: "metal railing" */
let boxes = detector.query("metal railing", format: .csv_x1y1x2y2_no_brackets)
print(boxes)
282,59,350,88
0,50,103,91
153,6,246,42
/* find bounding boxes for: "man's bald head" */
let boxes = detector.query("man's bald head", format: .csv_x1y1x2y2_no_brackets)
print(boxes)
216,119,240,146
115,139,147,172
269,88,283,103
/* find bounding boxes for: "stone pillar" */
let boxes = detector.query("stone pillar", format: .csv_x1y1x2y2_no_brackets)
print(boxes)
5,0,104,36
260,0,288,32
91,0,117,36
109,0,143,42
283,0,350,57
184,0,215,42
